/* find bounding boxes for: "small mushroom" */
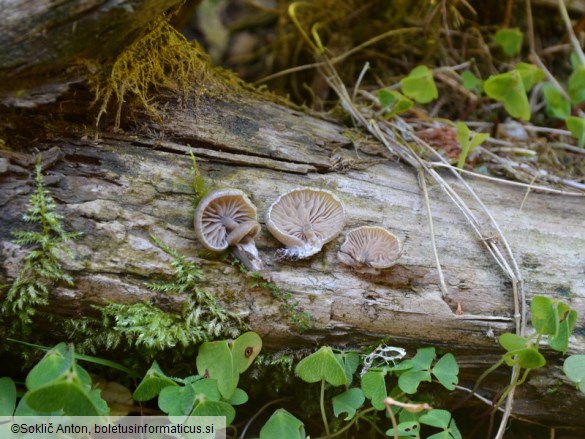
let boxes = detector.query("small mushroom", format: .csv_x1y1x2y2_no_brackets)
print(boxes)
194,189,264,272
265,187,345,259
338,226,402,273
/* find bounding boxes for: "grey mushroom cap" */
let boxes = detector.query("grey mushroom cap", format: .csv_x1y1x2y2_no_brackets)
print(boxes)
194,189,263,271
338,226,402,272
265,187,345,259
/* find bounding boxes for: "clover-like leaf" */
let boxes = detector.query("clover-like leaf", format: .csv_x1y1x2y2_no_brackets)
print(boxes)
568,65,585,104
192,378,221,402
336,352,360,387
495,28,523,57
332,388,365,420
456,122,489,169
196,340,237,399
398,370,431,394
260,409,305,439
25,373,109,416
431,354,459,390
295,346,347,386
484,70,530,120
386,421,421,439
26,343,72,390
133,361,178,401
420,409,451,428
0,377,16,418
158,384,196,416
563,355,585,393
192,400,236,425
542,83,571,120
226,388,248,406
398,348,435,394
361,370,387,410
504,347,546,369
231,331,262,374
566,116,585,149
378,89,414,118
461,70,483,95
516,63,545,91
400,66,438,104
531,296,557,335
548,309,577,353
498,333,529,353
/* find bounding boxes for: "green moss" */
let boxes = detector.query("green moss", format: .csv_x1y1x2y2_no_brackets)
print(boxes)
64,235,246,361
1,158,81,336
90,18,234,129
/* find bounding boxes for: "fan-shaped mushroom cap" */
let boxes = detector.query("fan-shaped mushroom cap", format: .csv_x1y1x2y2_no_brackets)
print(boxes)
265,187,345,259
194,189,263,271
338,226,402,273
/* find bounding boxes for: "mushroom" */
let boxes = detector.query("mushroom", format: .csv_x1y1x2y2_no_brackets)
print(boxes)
265,187,345,260
337,226,402,274
194,189,264,272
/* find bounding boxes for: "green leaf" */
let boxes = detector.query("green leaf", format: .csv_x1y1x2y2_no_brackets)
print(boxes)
158,385,196,416
133,361,178,401
566,116,585,148
531,296,557,335
498,333,529,352
295,346,347,386
411,347,436,370
225,388,248,405
398,370,431,394
192,400,236,425
461,71,483,94
484,70,531,120
197,340,237,399
455,122,489,169
549,309,577,353
332,388,365,420
563,355,585,393
378,89,414,118
542,83,571,120
0,377,16,418
231,331,262,374
516,63,545,91
24,375,109,416
26,343,72,390
432,354,459,390
361,370,387,410
420,409,451,428
14,397,60,416
568,65,585,104
192,378,221,402
398,348,435,394
386,421,421,438
400,66,438,104
495,28,523,57
341,352,360,386
504,348,546,369
260,409,305,439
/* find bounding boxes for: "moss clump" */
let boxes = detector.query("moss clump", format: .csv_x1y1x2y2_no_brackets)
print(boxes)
1,158,80,337
90,17,235,129
65,235,246,361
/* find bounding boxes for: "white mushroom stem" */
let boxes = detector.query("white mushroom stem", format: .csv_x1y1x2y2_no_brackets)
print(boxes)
223,219,264,273
227,221,261,246
231,240,265,273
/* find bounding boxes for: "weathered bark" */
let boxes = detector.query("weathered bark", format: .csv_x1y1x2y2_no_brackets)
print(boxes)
0,0,183,106
1,88,585,430
1,0,585,434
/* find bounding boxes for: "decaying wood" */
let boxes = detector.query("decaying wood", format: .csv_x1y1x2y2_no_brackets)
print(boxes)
1,89,584,429
0,0,182,106
1,0,585,433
